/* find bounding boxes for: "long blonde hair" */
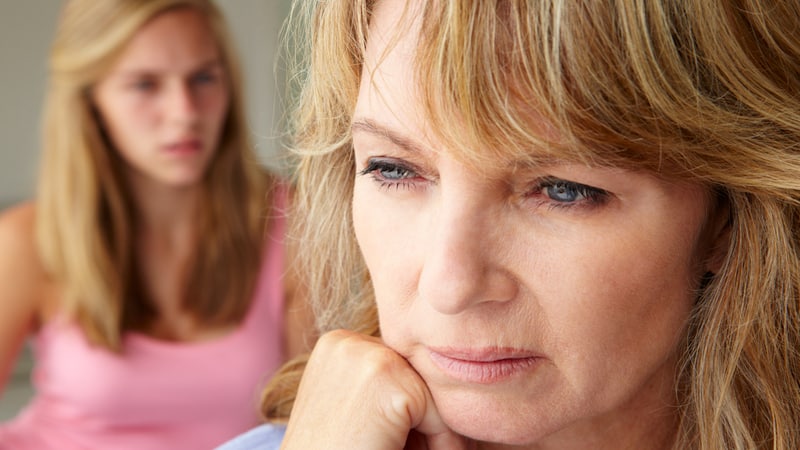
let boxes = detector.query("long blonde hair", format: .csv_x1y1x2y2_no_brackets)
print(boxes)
37,0,271,351
265,0,800,448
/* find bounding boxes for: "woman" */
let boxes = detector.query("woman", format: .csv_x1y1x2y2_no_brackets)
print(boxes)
221,0,800,448
0,0,312,448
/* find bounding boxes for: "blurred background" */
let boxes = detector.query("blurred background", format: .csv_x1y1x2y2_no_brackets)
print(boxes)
0,0,292,420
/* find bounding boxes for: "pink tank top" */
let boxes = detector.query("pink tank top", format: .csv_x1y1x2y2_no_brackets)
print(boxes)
0,189,288,450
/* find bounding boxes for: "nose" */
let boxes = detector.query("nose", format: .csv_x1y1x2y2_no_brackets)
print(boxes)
165,81,199,125
417,182,518,315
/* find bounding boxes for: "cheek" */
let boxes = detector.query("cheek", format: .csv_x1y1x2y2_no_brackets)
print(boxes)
94,98,146,153
352,184,420,325
353,185,398,287
201,88,231,127
541,231,697,391
353,182,411,266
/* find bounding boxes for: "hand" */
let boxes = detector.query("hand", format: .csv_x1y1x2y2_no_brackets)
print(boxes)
281,330,472,450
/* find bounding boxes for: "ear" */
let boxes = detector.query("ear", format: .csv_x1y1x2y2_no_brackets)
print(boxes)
703,192,731,274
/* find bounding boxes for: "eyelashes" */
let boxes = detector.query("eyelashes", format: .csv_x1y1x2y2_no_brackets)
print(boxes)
358,158,422,190
358,157,610,209
527,176,609,209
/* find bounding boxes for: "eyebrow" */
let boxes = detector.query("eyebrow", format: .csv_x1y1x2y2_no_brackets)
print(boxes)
115,59,224,78
351,118,427,155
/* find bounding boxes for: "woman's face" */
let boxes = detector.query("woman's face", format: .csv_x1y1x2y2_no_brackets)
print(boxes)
93,7,230,190
351,0,721,446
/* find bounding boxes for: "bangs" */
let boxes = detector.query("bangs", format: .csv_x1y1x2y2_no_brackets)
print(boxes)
403,1,682,175
307,0,800,198
396,0,799,184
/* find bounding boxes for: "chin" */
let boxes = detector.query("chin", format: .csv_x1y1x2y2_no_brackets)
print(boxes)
164,173,206,188
431,389,554,446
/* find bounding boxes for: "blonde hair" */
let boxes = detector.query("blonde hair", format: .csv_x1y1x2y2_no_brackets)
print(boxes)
37,0,271,351
265,0,800,448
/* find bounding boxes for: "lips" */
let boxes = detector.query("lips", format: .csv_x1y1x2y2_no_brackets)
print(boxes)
164,138,202,155
427,347,544,384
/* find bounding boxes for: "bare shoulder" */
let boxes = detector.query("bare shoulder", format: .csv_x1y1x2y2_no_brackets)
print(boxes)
0,201,36,227
0,201,49,313
0,202,39,260
0,202,48,388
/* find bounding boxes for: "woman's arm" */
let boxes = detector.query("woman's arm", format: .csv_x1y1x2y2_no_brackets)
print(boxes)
0,203,44,393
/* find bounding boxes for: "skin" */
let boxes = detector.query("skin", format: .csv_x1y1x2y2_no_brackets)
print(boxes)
282,0,727,449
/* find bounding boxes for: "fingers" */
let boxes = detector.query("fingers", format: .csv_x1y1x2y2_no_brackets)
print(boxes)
281,330,469,450
281,330,429,449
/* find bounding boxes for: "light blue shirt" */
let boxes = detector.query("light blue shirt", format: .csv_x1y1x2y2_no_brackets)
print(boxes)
215,424,286,450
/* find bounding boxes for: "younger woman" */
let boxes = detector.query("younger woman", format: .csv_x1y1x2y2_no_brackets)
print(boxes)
0,1,312,448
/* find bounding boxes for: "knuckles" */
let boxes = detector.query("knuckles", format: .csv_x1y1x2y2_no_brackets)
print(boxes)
311,329,419,388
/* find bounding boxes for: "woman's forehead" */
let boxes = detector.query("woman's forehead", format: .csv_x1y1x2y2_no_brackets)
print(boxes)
358,0,694,180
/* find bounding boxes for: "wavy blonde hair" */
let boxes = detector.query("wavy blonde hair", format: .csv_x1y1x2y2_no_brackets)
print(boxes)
265,0,800,448
37,0,271,351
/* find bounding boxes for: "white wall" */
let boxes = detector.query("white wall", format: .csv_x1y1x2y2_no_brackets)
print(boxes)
220,0,292,173
0,0,291,208
0,2,59,208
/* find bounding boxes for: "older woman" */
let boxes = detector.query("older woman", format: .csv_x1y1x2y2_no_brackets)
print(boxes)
222,0,800,448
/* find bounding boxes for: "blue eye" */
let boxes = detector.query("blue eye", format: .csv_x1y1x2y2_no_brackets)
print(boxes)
376,164,412,180
546,181,587,202
531,177,608,208
191,71,218,85
359,158,421,189
131,79,156,92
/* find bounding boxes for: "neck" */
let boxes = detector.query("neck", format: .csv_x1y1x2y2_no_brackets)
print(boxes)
127,176,203,239
130,183,202,318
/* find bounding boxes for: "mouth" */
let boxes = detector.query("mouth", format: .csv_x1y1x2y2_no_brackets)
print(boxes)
427,347,544,384
164,139,202,155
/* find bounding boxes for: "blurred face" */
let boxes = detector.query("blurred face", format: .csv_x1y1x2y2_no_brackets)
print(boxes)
92,7,230,190
352,0,721,447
